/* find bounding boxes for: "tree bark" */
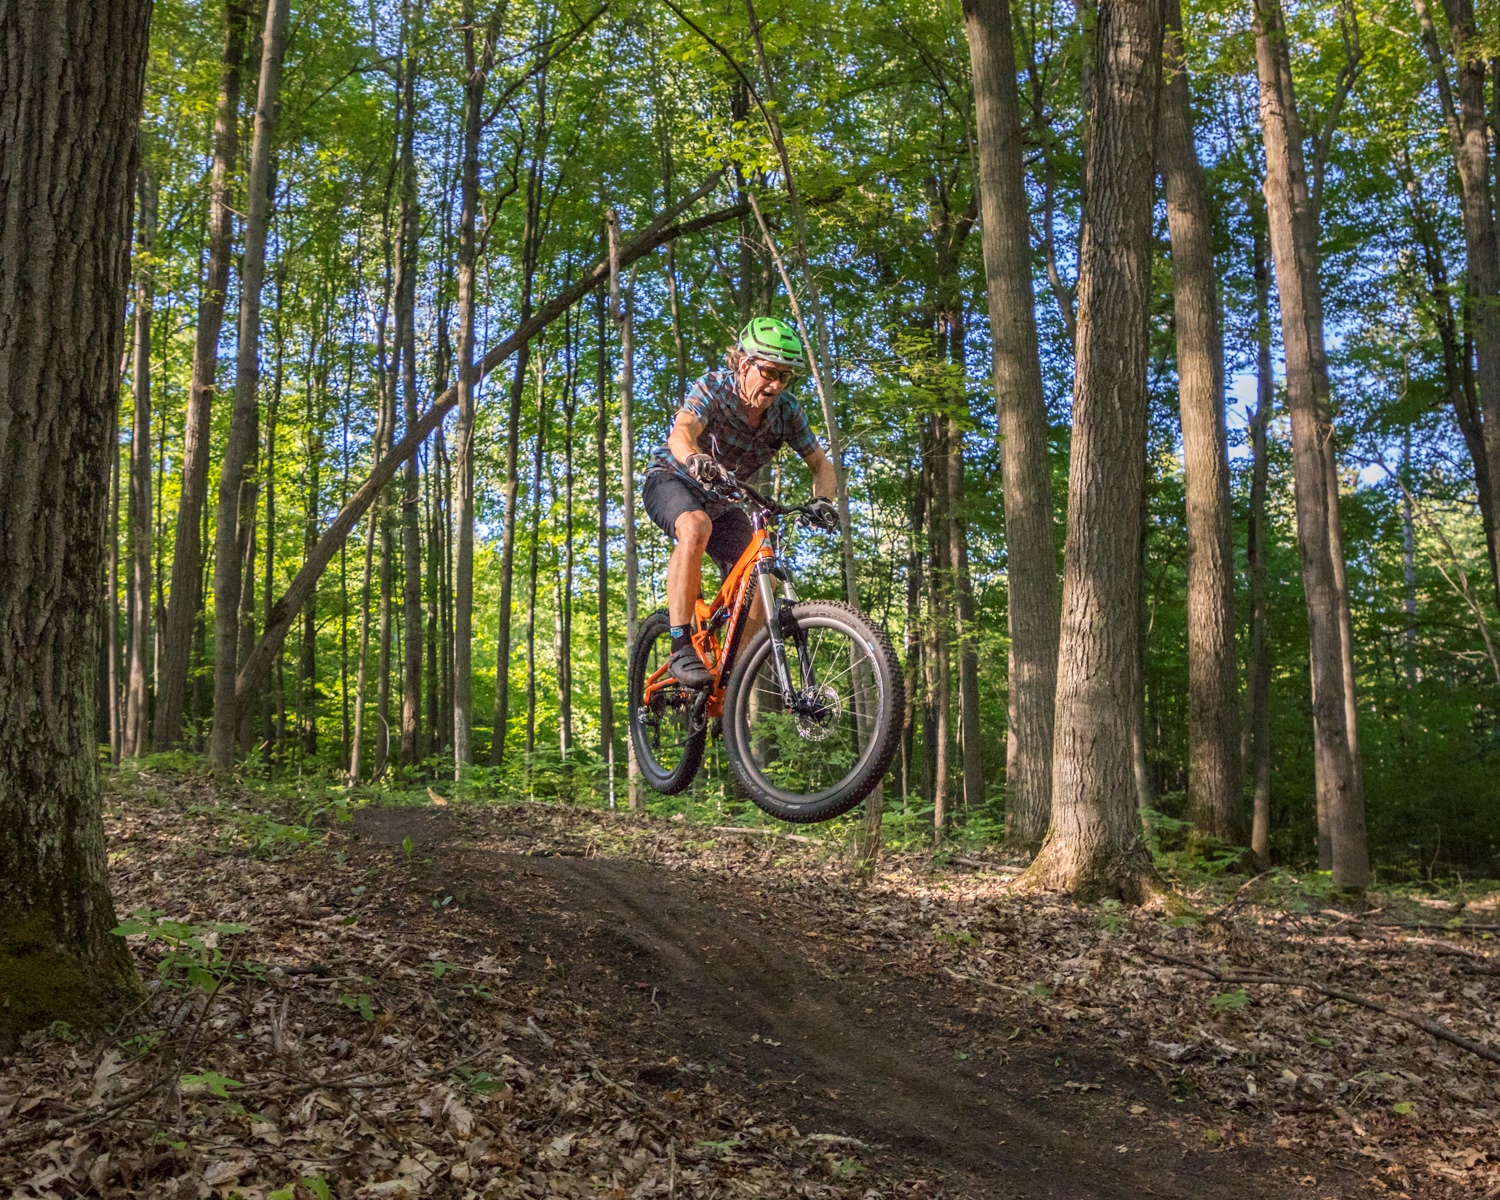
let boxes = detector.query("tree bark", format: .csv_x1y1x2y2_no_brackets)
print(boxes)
1160,0,1243,842
210,0,290,771
962,0,1060,856
156,0,248,749
1247,205,1274,869
1021,0,1164,901
524,359,548,763
1253,0,1368,889
0,0,151,1036
126,163,157,758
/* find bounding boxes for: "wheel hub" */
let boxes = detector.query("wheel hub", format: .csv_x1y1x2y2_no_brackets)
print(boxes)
793,684,841,740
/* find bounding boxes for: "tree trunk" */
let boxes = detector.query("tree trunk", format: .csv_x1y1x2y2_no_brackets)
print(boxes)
125,163,157,758
108,433,123,763
962,0,1060,857
946,412,984,811
560,310,577,757
302,365,321,758
1413,0,1500,610
1160,0,1243,842
595,288,616,805
492,92,548,768
927,417,952,839
1022,0,1164,901
901,453,924,799
1253,0,1368,889
1247,208,1274,869
608,212,642,808
210,0,289,771
396,23,424,767
0,0,150,1037
156,0,248,749
451,1,490,777
524,359,547,763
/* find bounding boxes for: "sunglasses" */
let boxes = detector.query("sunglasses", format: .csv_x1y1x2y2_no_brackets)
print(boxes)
750,359,796,386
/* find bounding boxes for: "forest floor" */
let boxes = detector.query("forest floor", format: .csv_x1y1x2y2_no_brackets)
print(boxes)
1,768,1497,1198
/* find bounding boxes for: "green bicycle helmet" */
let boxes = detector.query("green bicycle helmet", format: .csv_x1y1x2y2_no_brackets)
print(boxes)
738,316,806,368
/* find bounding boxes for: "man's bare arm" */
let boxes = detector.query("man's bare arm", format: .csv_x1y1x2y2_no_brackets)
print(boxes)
666,409,705,466
802,447,837,500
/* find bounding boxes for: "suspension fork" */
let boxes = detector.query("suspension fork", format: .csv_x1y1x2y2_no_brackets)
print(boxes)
755,565,813,707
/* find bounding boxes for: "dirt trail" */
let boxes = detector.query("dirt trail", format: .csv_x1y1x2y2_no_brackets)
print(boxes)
354,807,1367,1199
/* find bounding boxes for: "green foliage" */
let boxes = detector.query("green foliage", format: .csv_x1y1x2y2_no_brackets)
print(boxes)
110,909,250,992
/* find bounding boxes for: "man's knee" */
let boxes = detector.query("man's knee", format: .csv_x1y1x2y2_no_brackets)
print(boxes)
673,509,713,551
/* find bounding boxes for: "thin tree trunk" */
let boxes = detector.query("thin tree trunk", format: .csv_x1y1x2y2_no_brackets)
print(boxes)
126,164,157,758
156,0,248,748
1160,0,1242,841
492,87,548,768
927,417,952,839
263,298,284,764
595,287,616,805
302,360,321,758
1022,0,1164,902
209,0,289,770
525,357,547,763
1247,210,1274,869
901,453,925,800
108,431,123,764
1253,0,1368,889
451,0,491,777
396,14,424,766
560,308,577,757
608,211,642,808
1402,429,1419,685
0,0,150,1033
946,397,984,809
1413,0,1500,610
349,394,388,782
963,0,1060,857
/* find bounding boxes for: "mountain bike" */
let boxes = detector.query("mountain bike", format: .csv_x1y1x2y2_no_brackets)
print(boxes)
627,473,903,823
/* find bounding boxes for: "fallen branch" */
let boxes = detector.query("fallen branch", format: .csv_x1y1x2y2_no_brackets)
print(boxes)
1142,948,1500,1068
235,174,749,711
950,856,1024,874
0,1074,172,1153
709,825,815,845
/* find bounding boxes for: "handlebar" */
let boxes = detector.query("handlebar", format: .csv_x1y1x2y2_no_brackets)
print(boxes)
700,469,836,531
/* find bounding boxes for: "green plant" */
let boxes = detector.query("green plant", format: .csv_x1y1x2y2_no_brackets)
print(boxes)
111,909,250,991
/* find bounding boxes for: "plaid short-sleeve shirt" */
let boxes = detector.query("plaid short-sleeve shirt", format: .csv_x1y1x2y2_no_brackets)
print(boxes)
647,370,820,513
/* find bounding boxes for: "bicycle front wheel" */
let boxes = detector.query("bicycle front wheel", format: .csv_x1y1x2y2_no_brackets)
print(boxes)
723,600,902,823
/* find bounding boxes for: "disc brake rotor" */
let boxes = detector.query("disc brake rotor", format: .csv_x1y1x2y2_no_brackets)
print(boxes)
793,684,842,740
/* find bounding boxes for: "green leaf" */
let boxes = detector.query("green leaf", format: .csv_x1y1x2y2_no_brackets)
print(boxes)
1392,1101,1416,1115
341,992,375,1022
180,1070,242,1099
431,961,452,979
402,836,414,858
1211,988,1250,1011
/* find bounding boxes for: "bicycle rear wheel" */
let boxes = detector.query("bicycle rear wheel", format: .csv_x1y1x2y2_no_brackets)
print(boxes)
723,600,902,823
628,609,706,795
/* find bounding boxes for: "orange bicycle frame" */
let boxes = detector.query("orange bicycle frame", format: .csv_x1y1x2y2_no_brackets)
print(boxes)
640,524,776,719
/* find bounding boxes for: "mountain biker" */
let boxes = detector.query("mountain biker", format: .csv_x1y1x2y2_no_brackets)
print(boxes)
642,316,839,689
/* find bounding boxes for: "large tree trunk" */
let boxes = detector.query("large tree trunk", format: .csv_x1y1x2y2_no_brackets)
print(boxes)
1159,0,1242,842
1253,0,1368,889
125,164,157,758
0,0,150,1037
210,0,290,770
1246,207,1274,869
156,0,248,749
1022,0,1164,901
962,0,1060,857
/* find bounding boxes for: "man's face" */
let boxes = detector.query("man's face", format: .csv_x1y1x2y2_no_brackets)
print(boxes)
736,357,794,411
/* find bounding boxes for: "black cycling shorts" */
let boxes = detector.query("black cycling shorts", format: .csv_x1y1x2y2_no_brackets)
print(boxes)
641,471,754,581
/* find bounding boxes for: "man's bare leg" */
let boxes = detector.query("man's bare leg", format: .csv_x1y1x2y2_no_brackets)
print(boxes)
667,511,713,626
